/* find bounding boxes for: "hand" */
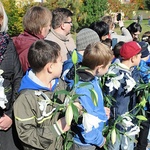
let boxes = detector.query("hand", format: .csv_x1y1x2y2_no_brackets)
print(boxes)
99,137,106,148
0,114,12,130
104,107,110,119
57,117,70,133
118,20,124,28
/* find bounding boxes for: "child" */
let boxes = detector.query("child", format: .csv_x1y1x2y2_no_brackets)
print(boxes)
133,41,150,150
13,40,70,150
69,42,113,149
112,41,124,64
62,28,100,86
104,41,142,150
142,31,150,66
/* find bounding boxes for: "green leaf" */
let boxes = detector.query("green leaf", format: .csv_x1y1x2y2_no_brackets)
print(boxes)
54,90,70,96
71,103,79,123
72,50,78,65
72,94,83,101
66,140,73,150
139,96,147,107
90,88,98,106
78,82,92,88
74,73,79,85
136,115,147,121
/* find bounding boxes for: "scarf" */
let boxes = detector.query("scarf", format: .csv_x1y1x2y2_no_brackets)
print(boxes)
0,32,9,63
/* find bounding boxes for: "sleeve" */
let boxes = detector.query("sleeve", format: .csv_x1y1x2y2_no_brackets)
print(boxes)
111,27,132,43
11,41,23,103
5,40,23,118
13,93,63,149
76,88,105,147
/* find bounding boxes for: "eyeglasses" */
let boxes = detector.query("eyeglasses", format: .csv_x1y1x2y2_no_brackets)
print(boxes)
64,21,72,25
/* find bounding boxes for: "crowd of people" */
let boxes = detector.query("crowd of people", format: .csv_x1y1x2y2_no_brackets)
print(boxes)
0,1,150,150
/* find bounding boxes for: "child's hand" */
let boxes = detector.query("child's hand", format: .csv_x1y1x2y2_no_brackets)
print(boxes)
104,107,110,119
57,117,70,133
99,137,106,148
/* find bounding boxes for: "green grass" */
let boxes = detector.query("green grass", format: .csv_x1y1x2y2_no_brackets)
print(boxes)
114,19,150,40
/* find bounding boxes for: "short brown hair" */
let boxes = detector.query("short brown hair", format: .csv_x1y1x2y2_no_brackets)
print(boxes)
101,15,114,30
52,8,73,29
28,40,60,73
82,42,113,70
23,6,52,35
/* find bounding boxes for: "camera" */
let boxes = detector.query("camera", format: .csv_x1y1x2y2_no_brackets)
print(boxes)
117,13,121,21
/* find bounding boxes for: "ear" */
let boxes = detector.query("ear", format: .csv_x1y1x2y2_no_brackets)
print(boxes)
131,56,136,63
60,22,65,30
47,62,53,73
96,65,104,74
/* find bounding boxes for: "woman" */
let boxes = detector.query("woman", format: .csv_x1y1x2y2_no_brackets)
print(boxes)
127,22,142,41
0,2,23,150
13,6,52,73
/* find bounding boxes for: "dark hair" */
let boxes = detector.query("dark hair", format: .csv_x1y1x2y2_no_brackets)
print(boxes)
127,22,142,34
102,38,112,48
89,21,109,40
82,42,113,70
112,41,124,58
142,31,150,44
52,8,73,29
28,40,60,73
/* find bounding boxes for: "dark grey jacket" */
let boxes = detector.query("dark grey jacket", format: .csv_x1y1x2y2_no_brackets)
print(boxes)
0,38,23,150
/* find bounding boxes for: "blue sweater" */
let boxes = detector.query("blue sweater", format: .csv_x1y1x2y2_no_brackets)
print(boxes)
73,76,108,147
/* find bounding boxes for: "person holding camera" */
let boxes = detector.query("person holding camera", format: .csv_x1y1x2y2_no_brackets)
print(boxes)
101,14,132,48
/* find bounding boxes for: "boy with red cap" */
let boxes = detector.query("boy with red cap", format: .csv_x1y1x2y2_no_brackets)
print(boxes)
104,41,142,150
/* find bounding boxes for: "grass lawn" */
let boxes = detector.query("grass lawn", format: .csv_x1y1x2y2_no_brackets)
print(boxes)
114,19,150,40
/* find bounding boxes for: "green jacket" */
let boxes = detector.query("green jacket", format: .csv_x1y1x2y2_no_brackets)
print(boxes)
13,79,66,150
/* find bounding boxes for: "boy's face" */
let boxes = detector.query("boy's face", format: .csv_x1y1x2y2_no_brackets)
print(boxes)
97,61,111,77
52,55,63,78
133,53,141,66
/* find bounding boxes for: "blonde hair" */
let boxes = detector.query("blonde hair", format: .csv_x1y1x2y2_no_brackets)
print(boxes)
0,1,8,32
82,42,113,70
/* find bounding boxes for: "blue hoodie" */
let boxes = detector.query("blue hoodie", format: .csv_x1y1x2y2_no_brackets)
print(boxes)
61,50,83,82
71,70,108,147
19,70,59,92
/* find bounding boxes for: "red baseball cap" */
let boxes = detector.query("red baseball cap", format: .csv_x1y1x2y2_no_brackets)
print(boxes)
120,41,142,59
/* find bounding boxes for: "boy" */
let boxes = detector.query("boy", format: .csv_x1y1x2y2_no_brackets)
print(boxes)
104,41,142,150
62,28,100,85
13,40,69,150
69,42,113,149
133,41,150,150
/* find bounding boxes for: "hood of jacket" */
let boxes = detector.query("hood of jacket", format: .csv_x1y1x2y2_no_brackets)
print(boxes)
13,31,44,55
19,70,59,92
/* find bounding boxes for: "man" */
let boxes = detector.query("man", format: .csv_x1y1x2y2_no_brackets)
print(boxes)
45,8,76,62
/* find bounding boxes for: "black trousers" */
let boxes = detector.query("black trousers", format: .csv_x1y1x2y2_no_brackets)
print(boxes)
135,115,150,150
